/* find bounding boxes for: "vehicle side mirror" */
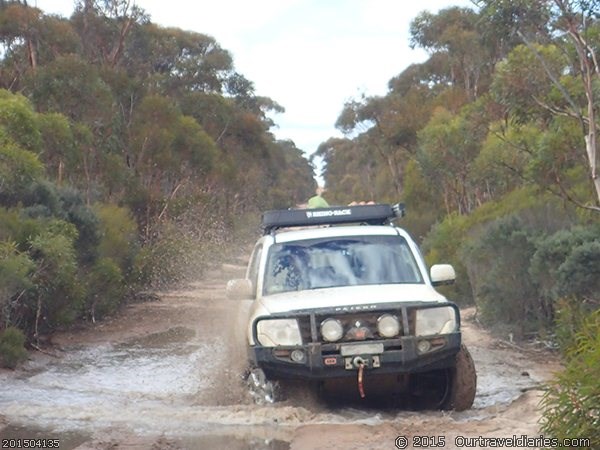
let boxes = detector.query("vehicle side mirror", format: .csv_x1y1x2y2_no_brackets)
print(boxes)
226,278,254,300
430,264,456,286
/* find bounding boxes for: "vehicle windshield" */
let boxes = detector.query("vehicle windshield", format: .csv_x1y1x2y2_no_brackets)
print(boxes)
263,235,423,295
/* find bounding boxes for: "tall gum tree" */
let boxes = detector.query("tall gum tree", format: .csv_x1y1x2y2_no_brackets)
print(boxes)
553,0,600,211
479,0,600,212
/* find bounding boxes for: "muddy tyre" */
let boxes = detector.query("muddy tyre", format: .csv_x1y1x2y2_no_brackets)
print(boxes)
443,344,477,411
246,367,278,404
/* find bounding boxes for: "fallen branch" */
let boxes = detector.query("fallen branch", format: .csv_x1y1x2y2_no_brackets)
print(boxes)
31,344,60,358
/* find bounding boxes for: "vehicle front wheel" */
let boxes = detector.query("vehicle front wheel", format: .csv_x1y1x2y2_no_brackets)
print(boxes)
442,344,477,411
246,367,278,404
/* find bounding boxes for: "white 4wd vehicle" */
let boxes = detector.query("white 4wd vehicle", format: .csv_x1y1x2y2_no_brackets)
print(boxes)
227,203,476,410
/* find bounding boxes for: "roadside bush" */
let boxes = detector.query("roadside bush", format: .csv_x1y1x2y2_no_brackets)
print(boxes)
528,225,600,347
462,216,540,337
422,213,473,305
530,226,600,304
0,142,44,205
421,187,552,306
0,326,28,369
556,241,600,302
57,187,100,265
540,309,600,448
0,241,34,328
85,258,124,322
22,182,100,264
28,229,85,330
94,203,139,273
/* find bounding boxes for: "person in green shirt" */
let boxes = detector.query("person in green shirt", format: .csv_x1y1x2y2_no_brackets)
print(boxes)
307,186,329,208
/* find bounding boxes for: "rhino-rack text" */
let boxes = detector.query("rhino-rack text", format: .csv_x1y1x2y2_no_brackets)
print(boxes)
306,209,352,218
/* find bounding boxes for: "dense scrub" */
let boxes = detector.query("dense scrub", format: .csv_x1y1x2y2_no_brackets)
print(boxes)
318,0,599,437
541,310,600,448
0,1,315,365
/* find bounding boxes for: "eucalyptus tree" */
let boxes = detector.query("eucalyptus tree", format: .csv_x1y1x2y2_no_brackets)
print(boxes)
479,0,600,212
335,83,436,198
71,0,148,67
410,6,493,99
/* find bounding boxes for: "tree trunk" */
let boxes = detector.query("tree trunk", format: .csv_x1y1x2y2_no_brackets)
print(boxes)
34,295,42,346
555,0,600,209
108,15,133,67
575,9,600,206
584,134,600,205
386,154,403,198
26,37,37,71
58,159,64,186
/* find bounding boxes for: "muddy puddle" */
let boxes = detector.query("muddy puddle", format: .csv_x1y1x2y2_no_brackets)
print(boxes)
0,328,540,447
0,269,550,449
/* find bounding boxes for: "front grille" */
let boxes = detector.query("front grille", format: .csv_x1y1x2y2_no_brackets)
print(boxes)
297,316,312,343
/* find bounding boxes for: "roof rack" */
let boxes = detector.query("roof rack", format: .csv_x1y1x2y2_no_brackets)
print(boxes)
262,203,405,235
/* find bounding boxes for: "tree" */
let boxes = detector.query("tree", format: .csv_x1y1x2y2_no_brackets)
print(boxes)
72,0,148,67
475,0,552,61
0,2,41,74
553,0,600,210
417,98,492,214
0,89,41,151
335,85,436,198
481,0,600,212
0,0,316,343
314,136,383,204
0,91,44,205
410,6,492,99
36,112,75,184
29,226,84,338
0,241,34,328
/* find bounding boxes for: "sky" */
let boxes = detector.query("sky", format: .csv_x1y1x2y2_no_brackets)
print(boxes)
32,0,472,179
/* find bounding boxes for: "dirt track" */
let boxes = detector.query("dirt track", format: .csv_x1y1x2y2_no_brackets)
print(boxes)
0,260,562,450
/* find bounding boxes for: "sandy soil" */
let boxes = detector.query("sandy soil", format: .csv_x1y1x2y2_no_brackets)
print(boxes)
0,260,562,450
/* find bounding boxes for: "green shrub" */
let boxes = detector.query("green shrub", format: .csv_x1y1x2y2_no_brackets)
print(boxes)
422,213,473,304
531,226,600,304
29,229,85,328
541,309,600,448
85,258,124,322
94,203,139,276
462,216,541,336
553,298,591,358
0,326,28,369
556,241,600,302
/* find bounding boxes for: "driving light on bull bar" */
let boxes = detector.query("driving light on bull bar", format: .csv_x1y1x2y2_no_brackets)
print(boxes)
256,319,302,347
415,306,457,336
417,339,432,354
290,349,306,362
321,318,344,342
377,314,400,337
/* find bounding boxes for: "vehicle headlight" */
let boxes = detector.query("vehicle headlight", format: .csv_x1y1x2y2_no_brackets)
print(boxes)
321,318,344,342
256,319,302,347
377,314,400,337
415,306,457,336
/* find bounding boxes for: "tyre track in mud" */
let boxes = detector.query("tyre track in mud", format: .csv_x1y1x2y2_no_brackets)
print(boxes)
0,259,561,450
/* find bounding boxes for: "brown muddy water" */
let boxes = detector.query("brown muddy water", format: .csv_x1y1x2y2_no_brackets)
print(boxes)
0,266,553,449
